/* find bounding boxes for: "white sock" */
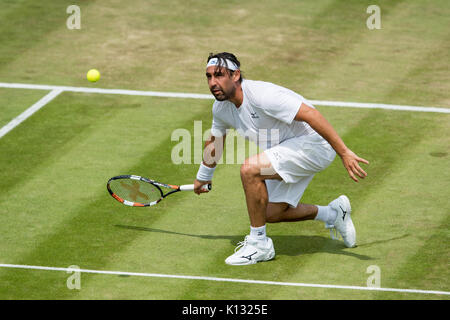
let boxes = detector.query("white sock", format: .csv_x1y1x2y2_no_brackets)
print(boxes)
314,205,337,225
249,225,267,241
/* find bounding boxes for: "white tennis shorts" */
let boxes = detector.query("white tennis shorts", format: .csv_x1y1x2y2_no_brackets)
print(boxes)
264,133,336,207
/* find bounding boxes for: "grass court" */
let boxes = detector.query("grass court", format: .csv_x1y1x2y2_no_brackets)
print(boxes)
0,0,448,300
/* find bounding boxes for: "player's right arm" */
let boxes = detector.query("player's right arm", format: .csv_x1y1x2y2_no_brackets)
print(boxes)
194,134,226,194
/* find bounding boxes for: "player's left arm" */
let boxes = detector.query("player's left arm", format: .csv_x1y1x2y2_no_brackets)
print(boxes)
294,103,369,182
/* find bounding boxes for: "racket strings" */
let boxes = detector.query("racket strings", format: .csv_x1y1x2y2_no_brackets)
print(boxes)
109,179,161,204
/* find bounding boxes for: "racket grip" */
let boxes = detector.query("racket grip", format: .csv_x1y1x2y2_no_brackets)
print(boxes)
180,184,211,191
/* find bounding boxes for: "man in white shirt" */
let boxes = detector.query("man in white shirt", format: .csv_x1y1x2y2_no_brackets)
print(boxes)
194,52,369,265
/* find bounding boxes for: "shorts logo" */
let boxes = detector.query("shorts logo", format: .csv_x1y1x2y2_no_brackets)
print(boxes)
272,151,281,161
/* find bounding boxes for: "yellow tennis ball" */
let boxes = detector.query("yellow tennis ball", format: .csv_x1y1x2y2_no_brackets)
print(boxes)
87,69,100,82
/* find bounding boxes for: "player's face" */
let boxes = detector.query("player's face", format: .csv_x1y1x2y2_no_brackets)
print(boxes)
206,66,237,101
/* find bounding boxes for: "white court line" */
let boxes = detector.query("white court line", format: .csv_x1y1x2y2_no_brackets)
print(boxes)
0,263,449,296
0,89,63,139
311,100,450,113
1,82,449,113
0,82,212,100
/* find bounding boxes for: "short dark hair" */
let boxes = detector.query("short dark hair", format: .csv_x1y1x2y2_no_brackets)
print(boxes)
207,52,243,83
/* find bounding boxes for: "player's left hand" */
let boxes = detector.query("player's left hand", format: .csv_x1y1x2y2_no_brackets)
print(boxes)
194,179,211,195
340,149,369,182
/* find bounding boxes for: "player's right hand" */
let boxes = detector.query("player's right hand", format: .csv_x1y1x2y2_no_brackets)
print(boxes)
194,179,211,195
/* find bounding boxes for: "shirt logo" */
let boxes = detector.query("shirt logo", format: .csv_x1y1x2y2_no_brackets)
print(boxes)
250,111,259,119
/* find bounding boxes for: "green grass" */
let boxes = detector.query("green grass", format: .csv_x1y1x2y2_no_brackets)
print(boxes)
0,0,448,300
0,89,46,128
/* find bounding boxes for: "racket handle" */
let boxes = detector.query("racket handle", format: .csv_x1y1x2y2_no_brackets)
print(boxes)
179,184,211,191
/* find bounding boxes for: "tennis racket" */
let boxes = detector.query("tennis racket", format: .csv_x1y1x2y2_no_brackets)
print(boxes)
107,175,211,207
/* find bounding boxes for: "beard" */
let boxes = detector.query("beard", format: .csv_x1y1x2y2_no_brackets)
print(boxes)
213,91,227,101
211,86,235,101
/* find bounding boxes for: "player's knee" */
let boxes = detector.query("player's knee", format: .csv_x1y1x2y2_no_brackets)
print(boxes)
240,162,258,180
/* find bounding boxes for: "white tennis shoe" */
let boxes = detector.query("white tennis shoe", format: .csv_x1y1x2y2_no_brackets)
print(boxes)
225,236,275,265
325,195,356,248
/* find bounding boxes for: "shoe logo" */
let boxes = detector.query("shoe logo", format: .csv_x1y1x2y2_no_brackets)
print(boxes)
241,251,257,261
340,205,347,220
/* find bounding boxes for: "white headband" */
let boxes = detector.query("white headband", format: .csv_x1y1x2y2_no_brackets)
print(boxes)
206,57,239,71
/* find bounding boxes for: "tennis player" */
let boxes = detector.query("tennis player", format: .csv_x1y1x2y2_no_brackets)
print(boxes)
194,52,369,265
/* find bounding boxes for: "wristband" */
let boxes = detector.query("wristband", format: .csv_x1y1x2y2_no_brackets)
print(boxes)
196,163,216,181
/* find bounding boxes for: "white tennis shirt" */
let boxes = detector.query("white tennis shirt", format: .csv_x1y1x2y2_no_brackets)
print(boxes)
210,79,315,150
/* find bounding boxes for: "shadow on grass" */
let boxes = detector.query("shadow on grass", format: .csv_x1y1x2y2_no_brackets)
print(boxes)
356,234,410,248
115,224,374,261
